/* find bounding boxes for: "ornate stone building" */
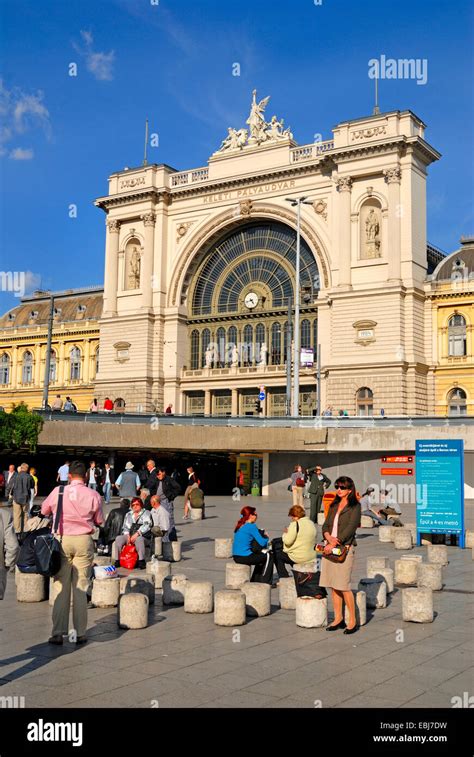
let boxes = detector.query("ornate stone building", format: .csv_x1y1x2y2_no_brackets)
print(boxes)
93,94,442,415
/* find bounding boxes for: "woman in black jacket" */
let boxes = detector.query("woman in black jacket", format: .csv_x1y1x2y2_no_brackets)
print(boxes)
98,499,130,555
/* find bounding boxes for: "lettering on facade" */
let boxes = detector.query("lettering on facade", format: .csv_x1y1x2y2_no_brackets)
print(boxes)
202,179,296,204
120,177,146,190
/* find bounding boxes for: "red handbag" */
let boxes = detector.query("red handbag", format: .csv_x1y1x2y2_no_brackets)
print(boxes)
119,544,138,570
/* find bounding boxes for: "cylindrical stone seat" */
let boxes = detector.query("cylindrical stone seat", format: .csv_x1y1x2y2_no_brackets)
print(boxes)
295,597,328,628
163,541,181,562
427,544,448,566
121,573,155,605
146,560,171,589
344,590,367,626
417,563,443,591
118,593,149,629
465,530,474,549
360,515,374,528
225,562,251,588
91,577,121,608
317,512,325,526
367,556,389,573
154,537,163,557
162,574,187,605
394,529,413,551
214,589,246,626
404,523,417,545
190,507,203,521
279,577,297,610
241,582,271,617
215,538,233,559
378,526,393,543
16,572,46,603
184,581,214,613
400,554,422,563
93,556,113,566
367,567,394,593
358,577,386,608
395,558,418,585
402,587,434,623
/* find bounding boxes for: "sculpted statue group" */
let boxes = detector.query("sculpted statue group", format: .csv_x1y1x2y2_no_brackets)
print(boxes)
218,90,293,153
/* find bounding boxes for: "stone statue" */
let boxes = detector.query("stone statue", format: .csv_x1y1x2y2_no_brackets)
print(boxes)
362,208,381,259
215,90,292,153
257,342,267,367
230,344,239,367
365,209,379,241
205,344,213,368
265,115,293,141
219,127,248,152
128,247,141,288
246,89,270,144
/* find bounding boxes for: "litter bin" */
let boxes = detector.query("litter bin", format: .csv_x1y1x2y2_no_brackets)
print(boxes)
251,480,260,496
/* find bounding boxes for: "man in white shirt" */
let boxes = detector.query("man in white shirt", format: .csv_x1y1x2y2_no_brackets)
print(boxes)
57,461,69,486
150,495,171,543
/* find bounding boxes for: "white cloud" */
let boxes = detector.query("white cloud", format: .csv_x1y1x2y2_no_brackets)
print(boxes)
0,79,51,159
74,30,115,81
9,147,34,160
24,271,43,293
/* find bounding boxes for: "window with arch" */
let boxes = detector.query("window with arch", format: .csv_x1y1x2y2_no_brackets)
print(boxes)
313,320,318,352
22,350,33,384
49,350,57,383
448,314,467,356
271,322,282,365
0,353,10,385
216,327,226,367
243,324,253,366
283,321,289,364
228,326,238,365
70,347,81,380
191,330,199,369
448,388,467,416
255,323,265,363
356,387,373,416
200,328,210,368
301,319,311,350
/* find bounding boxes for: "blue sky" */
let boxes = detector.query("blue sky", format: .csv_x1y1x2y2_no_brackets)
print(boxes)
0,0,473,313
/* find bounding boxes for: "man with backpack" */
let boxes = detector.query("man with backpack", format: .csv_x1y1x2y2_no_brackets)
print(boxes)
41,460,103,645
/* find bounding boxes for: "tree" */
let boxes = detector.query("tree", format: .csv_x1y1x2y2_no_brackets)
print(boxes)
0,403,44,452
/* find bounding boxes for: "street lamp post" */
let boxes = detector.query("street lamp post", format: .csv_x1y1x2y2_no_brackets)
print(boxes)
285,196,313,416
42,294,55,410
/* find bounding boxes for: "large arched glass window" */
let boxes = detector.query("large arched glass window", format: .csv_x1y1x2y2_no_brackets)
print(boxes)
49,350,57,383
22,351,33,384
448,388,467,416
201,329,210,368
243,324,253,366
271,322,281,365
301,319,311,350
70,347,81,380
448,315,467,356
356,387,373,416
228,326,238,366
191,330,199,369
0,353,10,385
216,327,226,367
255,323,265,363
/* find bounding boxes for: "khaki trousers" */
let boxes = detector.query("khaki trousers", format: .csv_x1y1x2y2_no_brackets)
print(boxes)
13,501,29,533
51,534,94,637
292,486,304,507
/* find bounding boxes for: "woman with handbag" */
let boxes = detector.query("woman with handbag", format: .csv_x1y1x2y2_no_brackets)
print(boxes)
320,476,361,635
289,464,306,507
272,504,316,578
232,505,274,584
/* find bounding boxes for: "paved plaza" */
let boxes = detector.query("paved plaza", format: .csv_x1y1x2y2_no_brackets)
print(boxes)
0,495,473,709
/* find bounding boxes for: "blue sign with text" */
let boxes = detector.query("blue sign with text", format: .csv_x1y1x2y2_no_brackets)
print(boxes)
415,440,464,547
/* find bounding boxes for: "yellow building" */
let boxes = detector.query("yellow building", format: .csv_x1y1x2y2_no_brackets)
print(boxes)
0,287,102,412
426,237,474,416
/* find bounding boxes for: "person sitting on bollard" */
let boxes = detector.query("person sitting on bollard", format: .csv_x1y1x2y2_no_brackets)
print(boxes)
360,487,392,526
150,494,171,552
232,505,274,585
378,489,402,522
114,497,153,570
272,504,317,579
16,505,52,573
98,498,130,556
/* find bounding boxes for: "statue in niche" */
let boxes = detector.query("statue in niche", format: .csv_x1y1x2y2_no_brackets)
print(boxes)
205,344,213,368
230,344,239,367
257,342,268,367
128,246,141,288
362,207,381,259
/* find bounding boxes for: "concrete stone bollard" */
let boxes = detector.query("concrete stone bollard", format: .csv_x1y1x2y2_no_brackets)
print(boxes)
404,523,417,545
367,556,389,573
394,529,413,551
214,589,246,626
395,558,418,585
360,515,374,529
163,541,181,562
215,538,233,559
241,582,271,617
190,507,203,521
121,573,155,605
378,526,393,543
16,573,46,603
184,581,214,614
162,574,188,605
295,597,328,628
91,577,121,608
146,560,171,589
417,563,443,591
154,537,163,557
402,588,434,623
465,530,474,549
225,562,251,589
317,512,326,526
400,554,423,563
118,593,149,629
344,590,367,626
358,577,387,609
427,544,449,566
279,577,297,610
367,567,394,594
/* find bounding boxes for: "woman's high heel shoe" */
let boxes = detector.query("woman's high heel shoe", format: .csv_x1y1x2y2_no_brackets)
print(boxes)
326,619,346,631
343,624,359,635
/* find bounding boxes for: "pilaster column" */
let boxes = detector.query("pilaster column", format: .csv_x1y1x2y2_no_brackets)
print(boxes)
83,340,91,384
231,388,239,417
335,176,352,287
57,341,65,386
384,167,402,281
103,219,121,317
204,389,212,416
34,344,42,386
141,212,156,309
11,346,18,389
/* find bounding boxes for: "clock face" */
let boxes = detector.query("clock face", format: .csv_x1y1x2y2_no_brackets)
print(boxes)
244,292,258,309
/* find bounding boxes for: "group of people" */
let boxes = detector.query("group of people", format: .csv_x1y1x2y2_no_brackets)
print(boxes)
3,463,38,533
289,464,331,522
49,395,116,413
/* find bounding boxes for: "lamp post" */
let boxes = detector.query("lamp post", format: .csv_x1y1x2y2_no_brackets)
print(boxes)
285,196,313,416
42,294,54,410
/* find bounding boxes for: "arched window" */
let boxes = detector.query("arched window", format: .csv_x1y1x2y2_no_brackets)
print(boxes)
191,330,199,369
243,324,253,366
0,353,10,385
283,321,289,364
201,328,210,368
301,319,311,350
448,315,467,356
216,327,226,367
271,322,281,365
448,388,467,416
313,319,318,351
95,348,100,375
22,351,33,384
49,350,57,383
70,347,81,381
228,326,238,366
356,387,373,416
255,323,265,363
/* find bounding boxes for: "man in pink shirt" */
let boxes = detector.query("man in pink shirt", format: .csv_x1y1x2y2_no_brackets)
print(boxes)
41,460,104,645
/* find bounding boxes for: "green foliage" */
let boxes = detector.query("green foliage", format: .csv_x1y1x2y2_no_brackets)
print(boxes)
0,403,44,452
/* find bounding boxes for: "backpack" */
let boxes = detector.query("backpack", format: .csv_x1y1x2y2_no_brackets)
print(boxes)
34,486,64,577
189,487,205,508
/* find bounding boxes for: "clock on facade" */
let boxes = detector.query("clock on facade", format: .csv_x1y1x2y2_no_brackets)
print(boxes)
244,292,259,309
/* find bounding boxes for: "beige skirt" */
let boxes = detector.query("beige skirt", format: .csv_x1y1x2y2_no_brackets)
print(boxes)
319,546,355,591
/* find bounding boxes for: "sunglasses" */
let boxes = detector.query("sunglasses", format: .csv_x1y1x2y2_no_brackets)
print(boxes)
335,485,350,491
